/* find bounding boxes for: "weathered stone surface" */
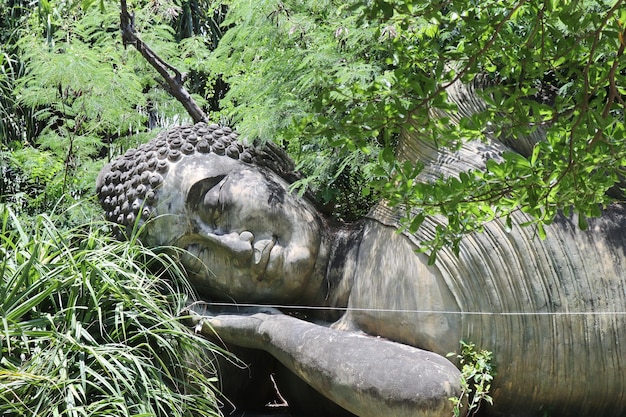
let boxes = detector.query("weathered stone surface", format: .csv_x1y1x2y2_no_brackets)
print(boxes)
97,82,626,417
187,308,461,417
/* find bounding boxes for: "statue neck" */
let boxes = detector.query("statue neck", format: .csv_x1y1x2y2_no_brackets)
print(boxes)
322,222,364,310
296,218,363,322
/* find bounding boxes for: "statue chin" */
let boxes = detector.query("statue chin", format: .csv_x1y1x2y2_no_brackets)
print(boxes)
98,119,626,417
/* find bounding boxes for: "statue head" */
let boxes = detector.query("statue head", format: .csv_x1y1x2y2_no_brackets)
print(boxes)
97,122,330,303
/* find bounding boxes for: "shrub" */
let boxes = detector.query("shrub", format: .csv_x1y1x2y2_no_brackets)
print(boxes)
0,204,222,417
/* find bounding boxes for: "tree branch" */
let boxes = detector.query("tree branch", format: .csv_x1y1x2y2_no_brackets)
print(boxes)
120,0,207,123
412,0,527,112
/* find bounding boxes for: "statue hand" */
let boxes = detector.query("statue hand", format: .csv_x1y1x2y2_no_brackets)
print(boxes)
183,302,282,349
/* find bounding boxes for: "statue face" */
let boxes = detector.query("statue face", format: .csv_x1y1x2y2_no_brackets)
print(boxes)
148,153,323,303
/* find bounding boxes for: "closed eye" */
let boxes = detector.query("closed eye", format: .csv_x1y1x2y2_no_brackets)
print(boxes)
186,175,227,211
202,181,227,227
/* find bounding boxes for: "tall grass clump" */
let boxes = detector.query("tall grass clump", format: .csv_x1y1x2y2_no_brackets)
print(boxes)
0,203,222,417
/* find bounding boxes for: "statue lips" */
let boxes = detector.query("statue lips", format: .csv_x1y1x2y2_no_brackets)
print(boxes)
176,232,276,281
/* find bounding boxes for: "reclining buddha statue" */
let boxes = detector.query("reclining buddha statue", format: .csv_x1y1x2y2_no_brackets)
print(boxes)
97,79,626,417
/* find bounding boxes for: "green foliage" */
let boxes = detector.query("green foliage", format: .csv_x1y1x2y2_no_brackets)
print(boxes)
4,0,625,243
208,0,625,246
1,0,222,217
0,203,222,416
369,0,626,253
0,0,42,147
169,0,229,112
3,147,64,209
207,0,388,218
448,341,495,417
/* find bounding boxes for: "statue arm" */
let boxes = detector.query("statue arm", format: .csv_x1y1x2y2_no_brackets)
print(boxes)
187,308,461,417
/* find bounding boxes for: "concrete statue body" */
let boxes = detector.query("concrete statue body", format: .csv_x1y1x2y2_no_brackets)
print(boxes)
97,83,626,417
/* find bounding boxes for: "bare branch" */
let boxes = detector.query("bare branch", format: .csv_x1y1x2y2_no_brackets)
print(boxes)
120,0,207,123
